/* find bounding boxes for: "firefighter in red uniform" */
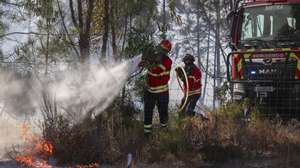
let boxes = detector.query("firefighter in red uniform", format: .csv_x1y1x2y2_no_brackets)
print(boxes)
178,54,202,116
140,40,172,135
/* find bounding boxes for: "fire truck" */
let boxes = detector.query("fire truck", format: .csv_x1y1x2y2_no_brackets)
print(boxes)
227,0,300,118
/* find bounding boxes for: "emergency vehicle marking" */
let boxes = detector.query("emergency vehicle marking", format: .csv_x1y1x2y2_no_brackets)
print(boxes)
233,48,300,80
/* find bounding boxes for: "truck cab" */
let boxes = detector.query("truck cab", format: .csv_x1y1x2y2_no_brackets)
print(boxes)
227,0,300,118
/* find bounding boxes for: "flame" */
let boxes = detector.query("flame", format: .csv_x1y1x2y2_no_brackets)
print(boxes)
15,155,53,168
15,122,99,168
35,139,54,156
15,123,55,168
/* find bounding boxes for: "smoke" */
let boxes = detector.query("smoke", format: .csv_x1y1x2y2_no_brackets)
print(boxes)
0,54,143,159
46,62,129,120
0,60,138,159
0,62,131,119
0,70,39,118
0,114,23,160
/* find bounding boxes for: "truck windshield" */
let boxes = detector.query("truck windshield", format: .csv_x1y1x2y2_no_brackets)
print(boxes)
240,4,300,48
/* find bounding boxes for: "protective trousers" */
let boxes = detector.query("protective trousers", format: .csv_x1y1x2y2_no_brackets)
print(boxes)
144,91,169,134
181,94,200,116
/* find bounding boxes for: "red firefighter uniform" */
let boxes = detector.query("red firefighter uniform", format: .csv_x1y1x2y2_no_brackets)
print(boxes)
184,65,202,96
143,39,172,135
146,56,172,93
180,54,202,116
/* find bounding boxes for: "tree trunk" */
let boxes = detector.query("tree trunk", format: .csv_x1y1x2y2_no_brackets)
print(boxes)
110,0,118,61
120,14,128,60
202,25,210,104
58,0,80,59
76,0,95,63
216,0,221,94
79,34,90,62
45,20,50,75
101,0,110,63
213,0,221,109
196,1,201,68
65,0,95,63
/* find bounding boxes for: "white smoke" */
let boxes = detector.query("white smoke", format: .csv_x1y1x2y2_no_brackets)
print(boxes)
0,62,130,119
0,57,142,159
46,62,130,120
0,113,23,160
0,71,39,118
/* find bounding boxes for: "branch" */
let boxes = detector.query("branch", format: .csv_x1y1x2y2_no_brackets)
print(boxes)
77,0,83,30
69,0,78,28
3,36,24,44
56,0,80,58
0,0,23,7
85,0,95,35
0,32,60,38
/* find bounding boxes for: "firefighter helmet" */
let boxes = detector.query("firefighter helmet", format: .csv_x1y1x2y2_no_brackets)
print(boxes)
183,54,195,63
159,39,172,52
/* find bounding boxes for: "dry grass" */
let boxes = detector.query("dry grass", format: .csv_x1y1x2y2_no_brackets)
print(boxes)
40,93,143,165
182,103,300,165
38,95,300,166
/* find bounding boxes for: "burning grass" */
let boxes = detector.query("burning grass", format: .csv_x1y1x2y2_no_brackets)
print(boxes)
13,123,54,168
21,94,142,167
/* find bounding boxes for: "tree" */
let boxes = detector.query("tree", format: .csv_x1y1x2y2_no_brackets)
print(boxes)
100,0,109,62
0,4,5,64
11,0,72,74
69,0,95,63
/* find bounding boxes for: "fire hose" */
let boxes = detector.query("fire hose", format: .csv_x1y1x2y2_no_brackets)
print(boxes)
175,65,189,113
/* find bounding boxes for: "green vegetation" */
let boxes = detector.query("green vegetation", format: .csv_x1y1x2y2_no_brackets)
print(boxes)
39,97,300,166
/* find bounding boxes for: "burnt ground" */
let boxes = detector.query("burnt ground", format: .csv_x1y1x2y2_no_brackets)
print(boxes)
1,158,300,168
0,160,23,168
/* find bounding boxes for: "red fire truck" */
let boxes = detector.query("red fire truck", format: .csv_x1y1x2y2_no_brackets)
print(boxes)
227,0,300,118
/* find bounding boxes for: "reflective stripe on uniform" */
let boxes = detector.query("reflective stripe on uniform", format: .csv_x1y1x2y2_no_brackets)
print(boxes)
161,45,169,51
144,129,152,133
161,123,167,127
144,124,152,133
147,87,168,93
147,84,168,93
188,76,201,82
188,89,201,96
158,64,167,71
144,124,152,128
147,71,170,77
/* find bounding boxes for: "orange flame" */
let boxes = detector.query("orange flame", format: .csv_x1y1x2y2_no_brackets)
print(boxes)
15,122,99,168
16,123,54,168
35,140,54,156
15,155,53,168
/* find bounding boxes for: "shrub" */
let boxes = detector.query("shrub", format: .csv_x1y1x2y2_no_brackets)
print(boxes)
182,102,300,164
39,94,300,166
40,93,142,165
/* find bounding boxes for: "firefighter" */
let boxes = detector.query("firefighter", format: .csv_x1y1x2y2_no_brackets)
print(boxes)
139,39,172,136
177,54,202,116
